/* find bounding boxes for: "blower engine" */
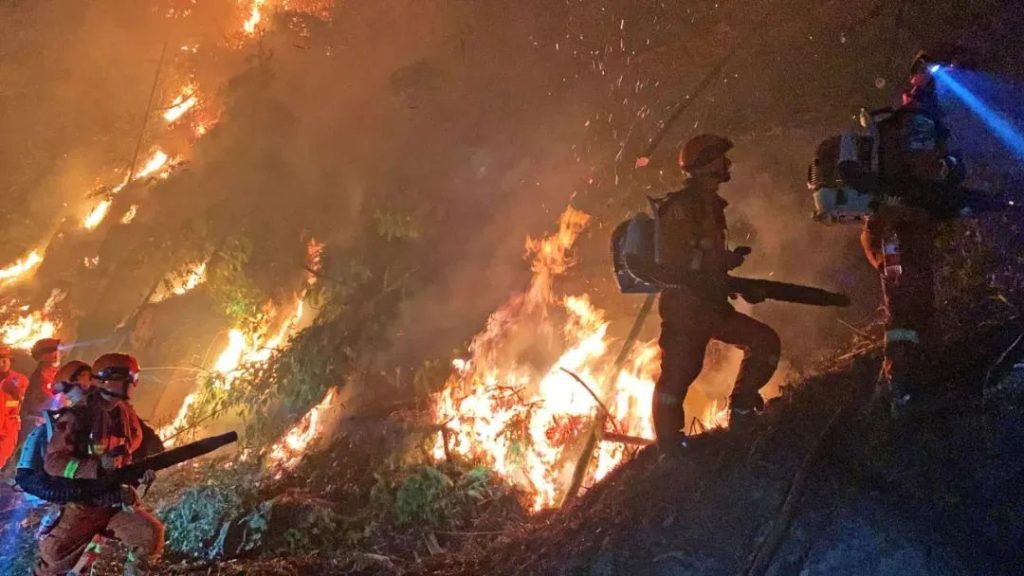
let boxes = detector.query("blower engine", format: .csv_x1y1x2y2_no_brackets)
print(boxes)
807,108,896,225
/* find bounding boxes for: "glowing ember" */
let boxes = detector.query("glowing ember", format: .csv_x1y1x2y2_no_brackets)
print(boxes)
163,84,199,123
0,250,44,285
242,0,267,35
150,262,208,303
431,207,661,510
121,205,139,224
82,199,113,230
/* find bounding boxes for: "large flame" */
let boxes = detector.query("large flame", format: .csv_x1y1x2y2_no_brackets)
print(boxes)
0,290,64,350
431,207,663,510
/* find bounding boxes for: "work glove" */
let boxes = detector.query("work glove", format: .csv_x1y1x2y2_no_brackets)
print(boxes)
727,246,751,270
120,485,140,507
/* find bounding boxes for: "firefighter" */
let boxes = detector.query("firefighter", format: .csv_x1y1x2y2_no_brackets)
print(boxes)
52,360,94,407
652,134,781,452
860,53,962,418
23,338,61,429
1,344,29,469
34,353,163,576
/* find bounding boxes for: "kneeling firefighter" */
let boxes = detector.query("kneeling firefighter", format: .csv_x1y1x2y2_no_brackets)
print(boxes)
33,353,164,576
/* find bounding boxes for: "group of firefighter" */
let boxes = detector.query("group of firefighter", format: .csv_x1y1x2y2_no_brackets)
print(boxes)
0,48,982,574
647,52,972,453
1,343,164,575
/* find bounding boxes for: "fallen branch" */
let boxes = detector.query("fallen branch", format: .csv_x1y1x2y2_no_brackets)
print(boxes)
562,294,656,505
600,432,653,447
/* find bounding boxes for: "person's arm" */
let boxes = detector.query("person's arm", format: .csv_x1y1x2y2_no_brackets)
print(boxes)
44,412,102,479
1,373,25,398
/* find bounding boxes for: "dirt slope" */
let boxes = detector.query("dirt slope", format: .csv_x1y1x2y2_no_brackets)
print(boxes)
419,327,1024,576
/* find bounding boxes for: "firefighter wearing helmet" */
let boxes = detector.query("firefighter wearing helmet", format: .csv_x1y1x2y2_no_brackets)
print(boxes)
651,134,781,453
22,338,61,433
52,360,94,406
0,344,29,469
34,353,164,576
859,51,964,418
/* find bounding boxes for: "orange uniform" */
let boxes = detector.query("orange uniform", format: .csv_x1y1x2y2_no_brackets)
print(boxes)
653,175,780,445
0,368,29,468
33,399,164,576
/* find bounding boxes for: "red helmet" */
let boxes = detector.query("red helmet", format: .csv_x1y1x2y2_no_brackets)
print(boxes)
53,360,92,395
31,338,61,362
679,134,734,172
92,353,140,399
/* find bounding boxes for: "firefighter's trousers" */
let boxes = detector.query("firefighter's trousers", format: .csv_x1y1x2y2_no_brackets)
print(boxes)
654,289,780,443
34,502,164,576
863,215,937,391
0,414,20,469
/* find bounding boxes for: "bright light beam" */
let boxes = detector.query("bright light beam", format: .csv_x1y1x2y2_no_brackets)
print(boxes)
934,68,1024,159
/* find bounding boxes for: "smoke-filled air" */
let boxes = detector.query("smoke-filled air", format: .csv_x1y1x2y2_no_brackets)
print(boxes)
2,1,1024,575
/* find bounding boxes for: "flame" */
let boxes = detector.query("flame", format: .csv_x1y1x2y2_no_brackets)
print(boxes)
0,250,44,285
150,262,208,303
242,0,267,35
135,149,171,179
158,295,308,444
83,256,100,269
267,386,344,471
82,199,113,230
163,84,199,123
431,207,663,510
121,205,139,224
700,399,730,431
0,290,64,350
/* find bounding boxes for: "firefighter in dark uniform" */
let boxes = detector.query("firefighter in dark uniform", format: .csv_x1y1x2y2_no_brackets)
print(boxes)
653,134,781,451
860,53,963,417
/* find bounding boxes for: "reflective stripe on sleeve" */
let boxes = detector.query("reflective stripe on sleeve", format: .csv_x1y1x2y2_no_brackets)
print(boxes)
63,458,81,478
